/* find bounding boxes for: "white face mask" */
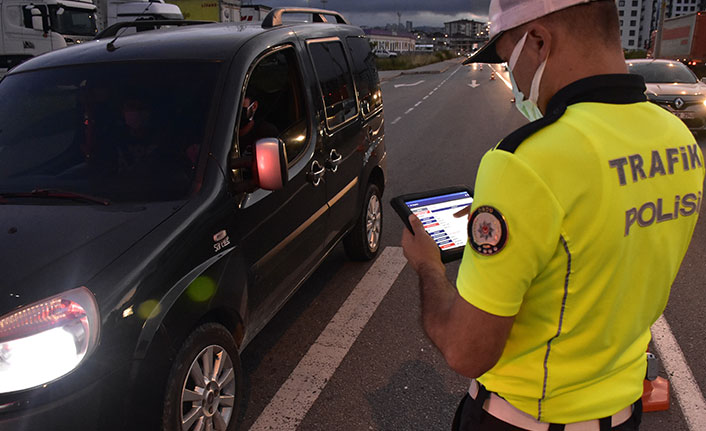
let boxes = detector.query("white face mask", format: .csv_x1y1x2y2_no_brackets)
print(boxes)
508,32,548,122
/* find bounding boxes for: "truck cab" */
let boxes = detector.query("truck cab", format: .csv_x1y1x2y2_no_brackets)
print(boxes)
96,0,183,32
0,0,97,77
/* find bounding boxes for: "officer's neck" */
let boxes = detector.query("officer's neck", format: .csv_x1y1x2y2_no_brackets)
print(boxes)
538,39,628,114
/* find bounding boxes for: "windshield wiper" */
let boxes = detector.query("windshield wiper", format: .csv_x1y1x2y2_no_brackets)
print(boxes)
0,188,111,205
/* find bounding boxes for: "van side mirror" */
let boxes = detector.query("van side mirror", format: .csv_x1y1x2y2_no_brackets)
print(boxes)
254,138,288,190
230,138,288,191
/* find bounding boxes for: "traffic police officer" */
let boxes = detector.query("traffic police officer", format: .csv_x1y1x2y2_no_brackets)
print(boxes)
401,0,705,430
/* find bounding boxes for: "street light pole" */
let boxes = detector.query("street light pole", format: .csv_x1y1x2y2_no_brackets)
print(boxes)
655,0,667,58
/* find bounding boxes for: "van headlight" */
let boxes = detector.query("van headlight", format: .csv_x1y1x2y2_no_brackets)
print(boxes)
0,287,100,394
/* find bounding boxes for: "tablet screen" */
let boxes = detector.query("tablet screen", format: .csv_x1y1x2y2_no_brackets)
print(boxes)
405,191,473,251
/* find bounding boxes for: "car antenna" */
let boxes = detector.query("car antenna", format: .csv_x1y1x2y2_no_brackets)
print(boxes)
106,1,158,52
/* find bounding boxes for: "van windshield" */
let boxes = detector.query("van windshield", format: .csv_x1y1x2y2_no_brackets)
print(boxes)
0,62,221,203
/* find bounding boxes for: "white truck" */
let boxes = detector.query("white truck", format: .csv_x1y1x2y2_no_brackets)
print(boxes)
238,4,270,22
95,0,183,32
0,0,97,77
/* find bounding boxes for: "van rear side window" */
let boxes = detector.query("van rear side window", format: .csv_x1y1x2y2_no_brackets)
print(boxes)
308,40,358,129
346,37,383,117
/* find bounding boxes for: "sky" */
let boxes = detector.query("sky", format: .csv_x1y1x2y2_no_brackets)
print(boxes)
253,1,492,29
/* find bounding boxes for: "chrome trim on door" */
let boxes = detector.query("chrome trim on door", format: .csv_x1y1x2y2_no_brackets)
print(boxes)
257,203,329,267
327,177,358,208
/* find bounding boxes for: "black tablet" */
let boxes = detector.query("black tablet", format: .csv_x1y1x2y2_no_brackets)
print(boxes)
390,186,473,263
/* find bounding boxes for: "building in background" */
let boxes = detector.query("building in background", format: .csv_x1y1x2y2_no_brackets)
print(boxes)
665,0,701,16
617,0,656,49
444,19,488,39
406,21,413,32
364,29,415,52
616,0,706,51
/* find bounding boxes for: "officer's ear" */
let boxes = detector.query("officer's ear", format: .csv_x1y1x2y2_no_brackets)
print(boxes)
523,22,552,65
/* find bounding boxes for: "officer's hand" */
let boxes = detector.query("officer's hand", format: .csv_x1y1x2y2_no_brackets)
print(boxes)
401,214,445,275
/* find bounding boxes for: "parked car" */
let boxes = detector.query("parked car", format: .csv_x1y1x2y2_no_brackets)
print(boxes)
0,7,386,431
374,48,398,58
627,58,706,132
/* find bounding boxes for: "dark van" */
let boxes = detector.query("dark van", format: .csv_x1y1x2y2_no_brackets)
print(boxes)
0,8,386,430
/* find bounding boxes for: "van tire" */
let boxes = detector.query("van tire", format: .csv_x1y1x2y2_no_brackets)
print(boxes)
162,323,243,431
344,182,382,261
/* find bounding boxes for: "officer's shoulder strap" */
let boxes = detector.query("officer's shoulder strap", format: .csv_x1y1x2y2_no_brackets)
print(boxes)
495,105,567,154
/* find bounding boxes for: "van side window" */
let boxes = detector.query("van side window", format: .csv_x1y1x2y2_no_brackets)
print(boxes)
308,40,358,129
346,37,383,117
237,46,308,166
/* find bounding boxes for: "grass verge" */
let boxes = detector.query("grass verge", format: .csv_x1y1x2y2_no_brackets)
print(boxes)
375,51,458,71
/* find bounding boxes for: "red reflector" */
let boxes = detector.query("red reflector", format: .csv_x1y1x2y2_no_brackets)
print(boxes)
0,299,86,343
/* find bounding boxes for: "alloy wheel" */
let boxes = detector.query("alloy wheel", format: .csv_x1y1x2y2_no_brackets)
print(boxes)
365,193,381,252
180,345,236,431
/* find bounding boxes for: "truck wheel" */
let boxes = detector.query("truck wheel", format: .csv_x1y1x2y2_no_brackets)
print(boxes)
162,323,243,431
344,182,382,261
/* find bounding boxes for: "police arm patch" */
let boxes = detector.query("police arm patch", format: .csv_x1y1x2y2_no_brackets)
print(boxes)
468,206,508,256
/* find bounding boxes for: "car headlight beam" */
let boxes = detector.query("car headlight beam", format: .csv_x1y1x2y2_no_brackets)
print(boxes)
0,287,100,394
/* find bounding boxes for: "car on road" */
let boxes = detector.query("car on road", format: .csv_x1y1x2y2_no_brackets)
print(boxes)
374,48,398,58
0,7,386,431
627,59,706,132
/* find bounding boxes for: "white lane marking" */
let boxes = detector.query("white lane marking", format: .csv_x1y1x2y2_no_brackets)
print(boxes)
250,247,408,431
391,116,402,125
395,66,462,121
652,315,706,430
394,80,425,88
491,64,513,90
468,80,480,88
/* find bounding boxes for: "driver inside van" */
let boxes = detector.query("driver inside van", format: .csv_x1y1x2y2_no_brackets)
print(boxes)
238,87,279,158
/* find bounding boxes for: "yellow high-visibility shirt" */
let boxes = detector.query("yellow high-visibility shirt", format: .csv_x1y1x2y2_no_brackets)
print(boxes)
457,74,704,423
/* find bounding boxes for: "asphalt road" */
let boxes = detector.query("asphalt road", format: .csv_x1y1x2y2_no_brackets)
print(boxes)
239,61,706,430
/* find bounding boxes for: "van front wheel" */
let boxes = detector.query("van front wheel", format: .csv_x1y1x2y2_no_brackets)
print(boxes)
344,182,382,261
162,323,243,431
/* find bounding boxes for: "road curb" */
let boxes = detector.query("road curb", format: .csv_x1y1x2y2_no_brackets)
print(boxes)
380,72,402,82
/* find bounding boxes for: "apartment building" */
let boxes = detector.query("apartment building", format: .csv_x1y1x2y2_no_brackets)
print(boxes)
616,0,705,50
444,19,488,38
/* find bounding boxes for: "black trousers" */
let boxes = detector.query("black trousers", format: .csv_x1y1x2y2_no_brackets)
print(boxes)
451,388,643,431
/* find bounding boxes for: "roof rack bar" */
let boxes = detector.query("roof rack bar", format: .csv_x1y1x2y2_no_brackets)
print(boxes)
262,7,350,28
95,20,213,40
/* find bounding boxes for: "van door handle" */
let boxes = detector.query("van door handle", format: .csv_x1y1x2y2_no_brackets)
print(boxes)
308,160,325,186
325,149,342,173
